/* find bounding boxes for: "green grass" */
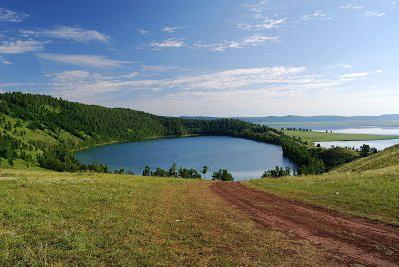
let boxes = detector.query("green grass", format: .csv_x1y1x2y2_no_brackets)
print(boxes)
247,145,399,225
0,168,334,266
284,130,399,142
333,144,399,172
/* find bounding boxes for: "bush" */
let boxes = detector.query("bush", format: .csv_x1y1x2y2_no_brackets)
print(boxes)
142,166,151,176
142,164,202,179
359,144,378,157
152,167,168,177
212,169,233,181
178,167,201,179
319,147,360,169
262,166,291,178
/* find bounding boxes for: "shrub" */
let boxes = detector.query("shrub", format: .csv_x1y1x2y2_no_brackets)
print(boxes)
212,169,233,181
262,166,291,178
142,166,151,176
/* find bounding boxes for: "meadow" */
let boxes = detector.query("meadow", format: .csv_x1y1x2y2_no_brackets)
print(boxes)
0,168,335,266
284,130,399,142
1,147,399,266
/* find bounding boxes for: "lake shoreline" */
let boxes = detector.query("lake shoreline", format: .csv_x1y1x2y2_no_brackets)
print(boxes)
71,134,202,153
75,135,296,181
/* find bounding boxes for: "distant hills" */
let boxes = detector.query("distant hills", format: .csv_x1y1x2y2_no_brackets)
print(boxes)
181,115,399,128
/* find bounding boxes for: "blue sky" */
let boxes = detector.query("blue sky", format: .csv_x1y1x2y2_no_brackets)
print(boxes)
0,0,398,116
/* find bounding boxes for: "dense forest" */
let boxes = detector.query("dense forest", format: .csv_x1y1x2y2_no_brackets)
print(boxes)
0,92,361,175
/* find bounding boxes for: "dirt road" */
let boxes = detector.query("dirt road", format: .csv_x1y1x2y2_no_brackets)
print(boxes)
211,182,399,266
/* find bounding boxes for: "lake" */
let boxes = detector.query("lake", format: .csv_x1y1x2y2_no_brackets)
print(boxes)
316,139,399,150
316,127,399,136
313,127,399,150
75,136,296,181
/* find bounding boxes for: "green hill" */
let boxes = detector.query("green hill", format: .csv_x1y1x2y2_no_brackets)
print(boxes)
333,144,399,172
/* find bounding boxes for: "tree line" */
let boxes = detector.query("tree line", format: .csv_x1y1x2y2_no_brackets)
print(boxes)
141,164,234,181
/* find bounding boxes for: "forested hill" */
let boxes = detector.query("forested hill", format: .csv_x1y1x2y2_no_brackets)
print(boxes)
0,92,355,174
0,92,283,148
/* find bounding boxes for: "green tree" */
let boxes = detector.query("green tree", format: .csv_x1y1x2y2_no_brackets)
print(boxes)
201,165,209,175
262,166,291,178
167,163,178,177
142,166,151,176
212,169,233,181
152,168,167,177
360,144,371,157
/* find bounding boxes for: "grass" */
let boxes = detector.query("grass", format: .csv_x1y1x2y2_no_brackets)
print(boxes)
284,130,399,142
247,145,399,225
334,144,399,173
0,168,336,266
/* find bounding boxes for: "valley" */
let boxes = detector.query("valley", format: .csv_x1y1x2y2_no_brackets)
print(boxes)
0,93,398,266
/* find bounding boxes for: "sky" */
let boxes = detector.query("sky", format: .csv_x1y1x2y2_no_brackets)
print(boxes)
0,0,398,117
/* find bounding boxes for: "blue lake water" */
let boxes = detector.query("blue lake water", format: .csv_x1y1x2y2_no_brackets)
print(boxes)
75,136,296,181
315,127,399,136
316,139,399,151
314,127,399,150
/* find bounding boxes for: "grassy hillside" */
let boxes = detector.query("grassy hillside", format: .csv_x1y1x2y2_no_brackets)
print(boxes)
0,168,335,266
284,130,399,142
247,145,399,225
333,144,399,172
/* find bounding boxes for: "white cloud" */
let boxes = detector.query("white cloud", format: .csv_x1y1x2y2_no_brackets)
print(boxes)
242,34,277,45
37,26,109,43
340,4,364,10
37,53,130,68
195,34,277,52
121,71,140,78
49,66,341,98
162,26,183,33
142,65,179,72
50,70,126,96
340,72,368,79
243,0,268,19
0,40,45,54
340,4,385,17
149,38,186,49
1,60,12,65
302,10,331,22
328,64,352,70
238,18,286,30
0,7,28,22
138,28,149,35
362,11,386,17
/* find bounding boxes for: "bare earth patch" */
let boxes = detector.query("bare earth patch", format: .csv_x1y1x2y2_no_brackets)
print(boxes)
211,182,399,266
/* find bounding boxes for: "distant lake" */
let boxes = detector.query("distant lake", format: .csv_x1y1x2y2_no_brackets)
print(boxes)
314,127,399,150
316,127,399,136
316,139,399,150
75,136,296,181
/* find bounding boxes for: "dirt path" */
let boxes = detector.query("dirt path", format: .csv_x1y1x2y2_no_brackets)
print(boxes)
210,182,399,267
